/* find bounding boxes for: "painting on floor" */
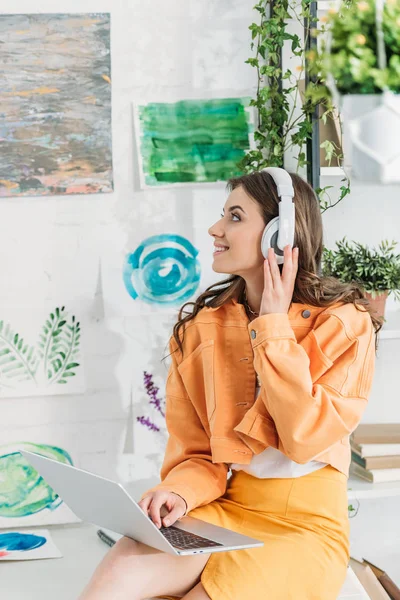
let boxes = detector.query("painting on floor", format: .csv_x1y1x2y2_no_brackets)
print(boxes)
0,305,85,398
0,442,80,528
0,530,62,560
0,13,113,197
134,97,254,188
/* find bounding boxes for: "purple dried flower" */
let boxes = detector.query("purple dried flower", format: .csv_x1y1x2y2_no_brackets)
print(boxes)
136,416,160,432
143,371,165,418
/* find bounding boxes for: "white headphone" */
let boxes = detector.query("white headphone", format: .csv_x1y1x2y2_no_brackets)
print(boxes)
260,167,295,265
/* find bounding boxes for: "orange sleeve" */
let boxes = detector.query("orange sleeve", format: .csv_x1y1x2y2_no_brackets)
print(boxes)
247,305,376,463
139,337,228,514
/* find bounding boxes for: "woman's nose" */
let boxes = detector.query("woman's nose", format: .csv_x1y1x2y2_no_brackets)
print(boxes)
208,218,224,238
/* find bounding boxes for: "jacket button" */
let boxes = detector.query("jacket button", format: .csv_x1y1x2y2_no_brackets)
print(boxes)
302,309,311,318
250,329,257,339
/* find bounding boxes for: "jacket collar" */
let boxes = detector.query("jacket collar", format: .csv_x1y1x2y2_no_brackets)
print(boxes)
204,297,315,320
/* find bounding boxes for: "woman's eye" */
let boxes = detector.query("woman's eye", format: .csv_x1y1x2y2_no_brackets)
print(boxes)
220,213,240,221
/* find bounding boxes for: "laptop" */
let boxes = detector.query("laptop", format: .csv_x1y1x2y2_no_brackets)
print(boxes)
21,450,263,556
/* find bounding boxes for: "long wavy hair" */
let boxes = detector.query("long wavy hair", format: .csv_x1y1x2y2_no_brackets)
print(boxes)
172,170,382,357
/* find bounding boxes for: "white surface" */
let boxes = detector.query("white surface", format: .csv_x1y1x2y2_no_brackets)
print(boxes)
348,476,400,500
0,522,371,600
379,310,400,340
321,167,346,177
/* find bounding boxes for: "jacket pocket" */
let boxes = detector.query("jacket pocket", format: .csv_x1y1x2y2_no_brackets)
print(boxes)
178,340,216,424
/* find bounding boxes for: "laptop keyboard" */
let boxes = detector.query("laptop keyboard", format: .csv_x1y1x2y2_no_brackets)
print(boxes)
158,525,224,550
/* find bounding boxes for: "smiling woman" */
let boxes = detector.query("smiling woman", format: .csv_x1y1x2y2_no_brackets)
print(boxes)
172,169,382,357
78,169,381,600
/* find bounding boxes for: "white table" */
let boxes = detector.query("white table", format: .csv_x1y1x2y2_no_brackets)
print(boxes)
2,523,368,600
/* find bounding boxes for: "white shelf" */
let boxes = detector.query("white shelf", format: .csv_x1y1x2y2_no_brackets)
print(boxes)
379,311,400,340
348,476,400,500
320,167,346,177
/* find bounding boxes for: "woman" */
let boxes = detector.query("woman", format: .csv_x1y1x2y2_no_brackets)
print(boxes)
80,170,381,600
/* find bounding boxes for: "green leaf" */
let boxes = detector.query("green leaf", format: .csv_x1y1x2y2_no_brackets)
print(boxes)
66,362,80,370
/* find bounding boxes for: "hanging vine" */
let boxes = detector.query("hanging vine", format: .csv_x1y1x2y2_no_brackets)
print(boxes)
239,0,351,213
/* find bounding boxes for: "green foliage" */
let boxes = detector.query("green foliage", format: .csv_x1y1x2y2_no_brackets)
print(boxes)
311,0,400,94
322,238,400,298
0,321,39,385
37,307,81,385
0,307,81,391
239,0,350,212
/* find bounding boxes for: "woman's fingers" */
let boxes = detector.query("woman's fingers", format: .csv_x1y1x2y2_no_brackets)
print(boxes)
263,256,273,290
267,247,281,287
148,492,169,528
281,245,293,282
162,501,186,527
138,495,152,513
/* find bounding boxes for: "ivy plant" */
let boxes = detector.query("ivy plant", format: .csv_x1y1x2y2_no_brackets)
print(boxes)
239,0,351,212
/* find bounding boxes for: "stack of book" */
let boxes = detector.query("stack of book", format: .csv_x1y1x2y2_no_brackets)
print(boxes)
350,557,400,599
350,424,400,483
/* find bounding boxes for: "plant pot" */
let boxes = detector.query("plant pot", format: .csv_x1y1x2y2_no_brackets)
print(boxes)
340,93,400,184
364,290,389,320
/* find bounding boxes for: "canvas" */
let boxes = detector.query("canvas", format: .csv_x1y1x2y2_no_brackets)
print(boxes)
0,442,80,529
0,13,113,197
0,305,85,398
134,97,254,188
0,529,62,560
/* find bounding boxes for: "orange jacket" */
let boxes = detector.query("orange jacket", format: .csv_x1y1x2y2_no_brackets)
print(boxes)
141,298,376,514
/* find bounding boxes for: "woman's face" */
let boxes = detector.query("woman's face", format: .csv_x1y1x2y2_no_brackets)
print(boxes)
208,185,266,276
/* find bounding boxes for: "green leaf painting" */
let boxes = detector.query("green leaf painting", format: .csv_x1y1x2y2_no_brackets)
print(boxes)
136,98,254,186
0,307,82,396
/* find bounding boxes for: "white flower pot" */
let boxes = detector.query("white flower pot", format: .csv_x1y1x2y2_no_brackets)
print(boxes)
340,93,400,184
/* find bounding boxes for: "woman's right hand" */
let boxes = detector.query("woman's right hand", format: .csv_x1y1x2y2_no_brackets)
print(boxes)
138,490,187,529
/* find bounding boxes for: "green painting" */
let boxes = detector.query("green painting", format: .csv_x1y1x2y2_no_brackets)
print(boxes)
135,98,253,187
0,442,77,527
0,306,83,398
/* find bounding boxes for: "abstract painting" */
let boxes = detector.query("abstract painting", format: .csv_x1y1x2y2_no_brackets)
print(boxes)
0,530,62,560
0,442,79,528
101,232,203,317
0,13,113,197
123,234,201,306
0,305,84,398
134,97,254,187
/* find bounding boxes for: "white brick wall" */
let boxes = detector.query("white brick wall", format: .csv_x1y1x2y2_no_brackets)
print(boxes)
0,0,399,585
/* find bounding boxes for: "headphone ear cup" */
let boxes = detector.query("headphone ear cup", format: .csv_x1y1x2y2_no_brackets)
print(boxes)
261,217,284,264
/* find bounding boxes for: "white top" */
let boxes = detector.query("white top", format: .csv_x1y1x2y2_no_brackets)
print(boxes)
230,383,327,478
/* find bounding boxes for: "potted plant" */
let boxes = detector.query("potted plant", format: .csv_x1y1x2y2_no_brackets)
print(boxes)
322,237,400,319
311,0,400,183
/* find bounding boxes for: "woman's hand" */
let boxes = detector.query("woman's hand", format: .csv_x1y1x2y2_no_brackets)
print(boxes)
138,490,187,529
259,245,299,316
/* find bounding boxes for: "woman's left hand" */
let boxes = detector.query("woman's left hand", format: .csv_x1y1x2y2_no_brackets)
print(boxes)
259,245,299,316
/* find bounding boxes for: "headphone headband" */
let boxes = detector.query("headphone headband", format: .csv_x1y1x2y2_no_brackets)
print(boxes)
261,167,294,200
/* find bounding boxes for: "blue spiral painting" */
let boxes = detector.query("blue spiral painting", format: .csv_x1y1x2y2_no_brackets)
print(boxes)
123,234,201,305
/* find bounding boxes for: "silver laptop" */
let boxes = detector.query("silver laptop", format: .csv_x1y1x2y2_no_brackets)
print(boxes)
21,450,263,556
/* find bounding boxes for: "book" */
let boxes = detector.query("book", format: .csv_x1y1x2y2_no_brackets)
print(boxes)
362,558,400,600
352,424,400,445
351,442,400,458
352,450,400,470
350,557,391,599
350,461,400,483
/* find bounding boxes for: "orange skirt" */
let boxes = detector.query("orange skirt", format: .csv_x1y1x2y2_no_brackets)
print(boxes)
160,464,350,600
